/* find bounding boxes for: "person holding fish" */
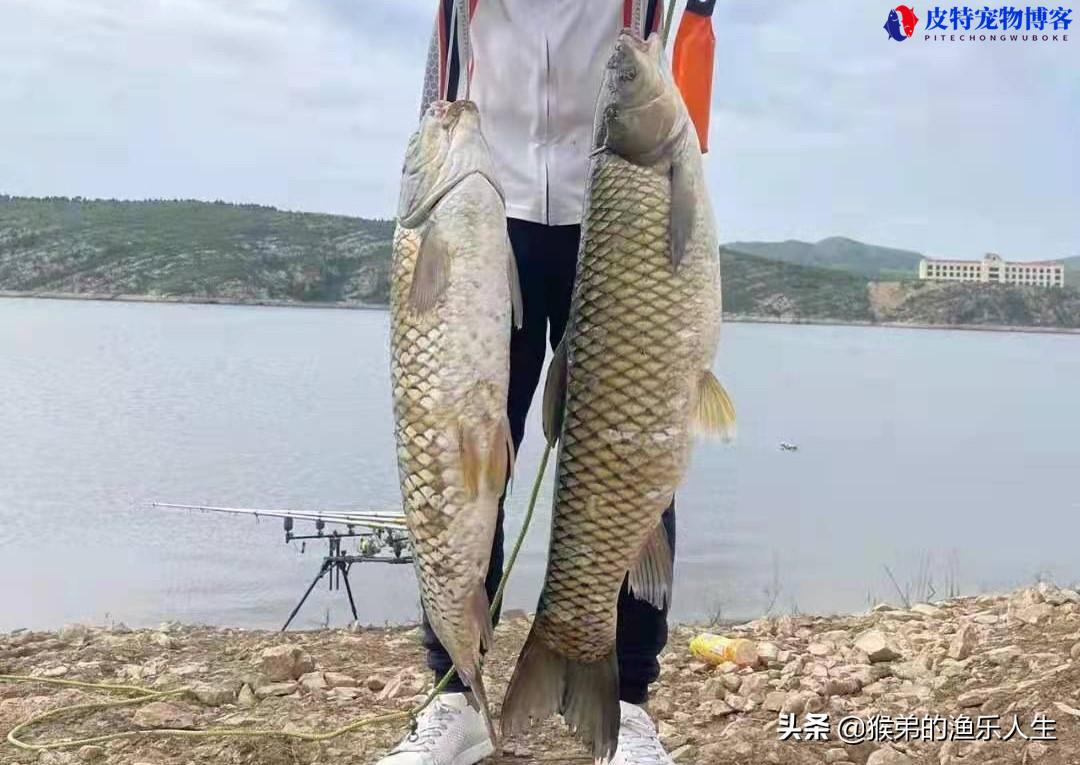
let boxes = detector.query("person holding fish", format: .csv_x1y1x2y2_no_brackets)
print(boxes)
382,1,725,764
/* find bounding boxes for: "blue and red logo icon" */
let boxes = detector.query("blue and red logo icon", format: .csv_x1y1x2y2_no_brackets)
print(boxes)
884,5,920,39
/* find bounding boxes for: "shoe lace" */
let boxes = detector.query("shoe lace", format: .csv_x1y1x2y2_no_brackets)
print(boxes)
618,711,671,763
394,700,460,752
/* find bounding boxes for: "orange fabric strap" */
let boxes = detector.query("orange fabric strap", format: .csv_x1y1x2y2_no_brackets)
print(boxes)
672,0,716,152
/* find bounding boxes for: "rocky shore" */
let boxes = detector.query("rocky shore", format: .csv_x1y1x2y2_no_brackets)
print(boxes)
3,585,1079,765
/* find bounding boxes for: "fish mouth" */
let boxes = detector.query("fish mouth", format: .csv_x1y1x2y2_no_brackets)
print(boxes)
607,31,650,84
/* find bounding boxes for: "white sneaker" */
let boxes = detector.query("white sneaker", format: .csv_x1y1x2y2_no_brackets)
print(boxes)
375,692,495,765
610,702,675,765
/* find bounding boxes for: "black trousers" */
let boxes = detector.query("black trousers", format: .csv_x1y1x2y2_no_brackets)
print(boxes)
422,218,676,705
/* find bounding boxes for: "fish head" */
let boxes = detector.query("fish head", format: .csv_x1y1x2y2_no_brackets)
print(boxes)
398,100,486,221
601,32,682,162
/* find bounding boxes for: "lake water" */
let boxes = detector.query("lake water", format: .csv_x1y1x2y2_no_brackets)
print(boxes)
1,297,1078,632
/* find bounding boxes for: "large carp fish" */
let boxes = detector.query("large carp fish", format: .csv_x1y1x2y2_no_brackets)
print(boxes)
500,33,735,760
390,99,522,741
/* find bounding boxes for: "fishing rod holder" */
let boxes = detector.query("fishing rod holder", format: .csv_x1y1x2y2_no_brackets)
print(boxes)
281,522,413,632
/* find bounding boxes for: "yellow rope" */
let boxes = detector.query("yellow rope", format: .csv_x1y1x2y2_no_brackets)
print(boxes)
1,446,552,753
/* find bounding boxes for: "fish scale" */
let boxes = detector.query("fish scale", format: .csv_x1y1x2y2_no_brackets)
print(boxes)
538,152,712,661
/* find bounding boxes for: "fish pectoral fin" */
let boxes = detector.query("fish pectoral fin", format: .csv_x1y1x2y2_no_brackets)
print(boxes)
408,224,450,313
693,369,737,441
627,519,674,610
669,142,698,271
541,338,569,446
508,247,524,330
500,622,620,762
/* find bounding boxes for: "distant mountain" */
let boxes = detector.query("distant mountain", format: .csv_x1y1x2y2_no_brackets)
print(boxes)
0,195,394,304
2,196,1077,330
724,236,924,281
720,247,873,322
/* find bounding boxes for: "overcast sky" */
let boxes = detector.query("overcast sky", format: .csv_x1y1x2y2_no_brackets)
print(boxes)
1,0,1076,259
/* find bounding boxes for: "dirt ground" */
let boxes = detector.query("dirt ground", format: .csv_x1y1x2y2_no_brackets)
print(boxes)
2,585,1079,765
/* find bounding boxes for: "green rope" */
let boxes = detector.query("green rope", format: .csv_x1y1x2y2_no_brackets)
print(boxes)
1,445,553,753
662,0,679,47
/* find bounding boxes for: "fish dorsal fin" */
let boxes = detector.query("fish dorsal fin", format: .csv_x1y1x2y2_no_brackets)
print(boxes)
627,519,674,610
693,369,737,441
542,338,569,446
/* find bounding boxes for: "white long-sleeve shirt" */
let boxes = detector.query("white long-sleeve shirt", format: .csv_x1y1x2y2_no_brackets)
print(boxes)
469,1,624,226
419,1,663,225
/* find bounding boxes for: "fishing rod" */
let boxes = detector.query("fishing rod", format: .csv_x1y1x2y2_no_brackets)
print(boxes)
149,502,407,531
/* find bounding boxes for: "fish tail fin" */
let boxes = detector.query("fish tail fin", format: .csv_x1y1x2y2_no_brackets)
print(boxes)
452,584,497,746
693,369,736,441
500,621,620,762
463,670,498,748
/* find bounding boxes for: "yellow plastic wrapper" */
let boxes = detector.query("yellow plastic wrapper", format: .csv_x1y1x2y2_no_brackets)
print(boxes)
689,633,759,667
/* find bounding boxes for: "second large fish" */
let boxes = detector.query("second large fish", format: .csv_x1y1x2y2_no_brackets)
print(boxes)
500,33,735,760
391,99,521,741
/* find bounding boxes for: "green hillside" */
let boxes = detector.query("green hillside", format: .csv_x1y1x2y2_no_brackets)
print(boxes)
0,195,394,304
1065,256,1080,287
2,196,1077,330
719,247,873,321
725,236,924,281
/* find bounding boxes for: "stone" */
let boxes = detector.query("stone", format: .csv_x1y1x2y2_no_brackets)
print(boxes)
153,633,176,650
739,673,770,700
947,625,977,660
670,744,697,763
780,691,820,715
299,672,327,692
701,677,725,699
324,672,358,688
657,720,687,750
872,603,897,612
651,698,674,719
957,688,992,708
1013,604,1054,625
867,746,914,765
763,691,787,712
855,630,903,663
237,684,257,708
41,666,69,678
824,677,861,696
254,681,298,699
987,647,1021,666
379,670,425,701
77,746,105,761
366,675,387,692
911,603,945,618
808,642,832,656
192,683,237,706
132,701,195,730
724,694,752,712
825,748,850,763
972,613,999,625
259,645,315,682
720,674,742,693
1070,642,1080,660
1026,742,1050,760
757,642,779,664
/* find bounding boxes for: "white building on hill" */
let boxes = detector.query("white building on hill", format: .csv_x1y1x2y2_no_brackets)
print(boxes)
919,253,1065,288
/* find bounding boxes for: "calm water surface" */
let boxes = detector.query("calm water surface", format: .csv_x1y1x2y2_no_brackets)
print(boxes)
1,298,1077,631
